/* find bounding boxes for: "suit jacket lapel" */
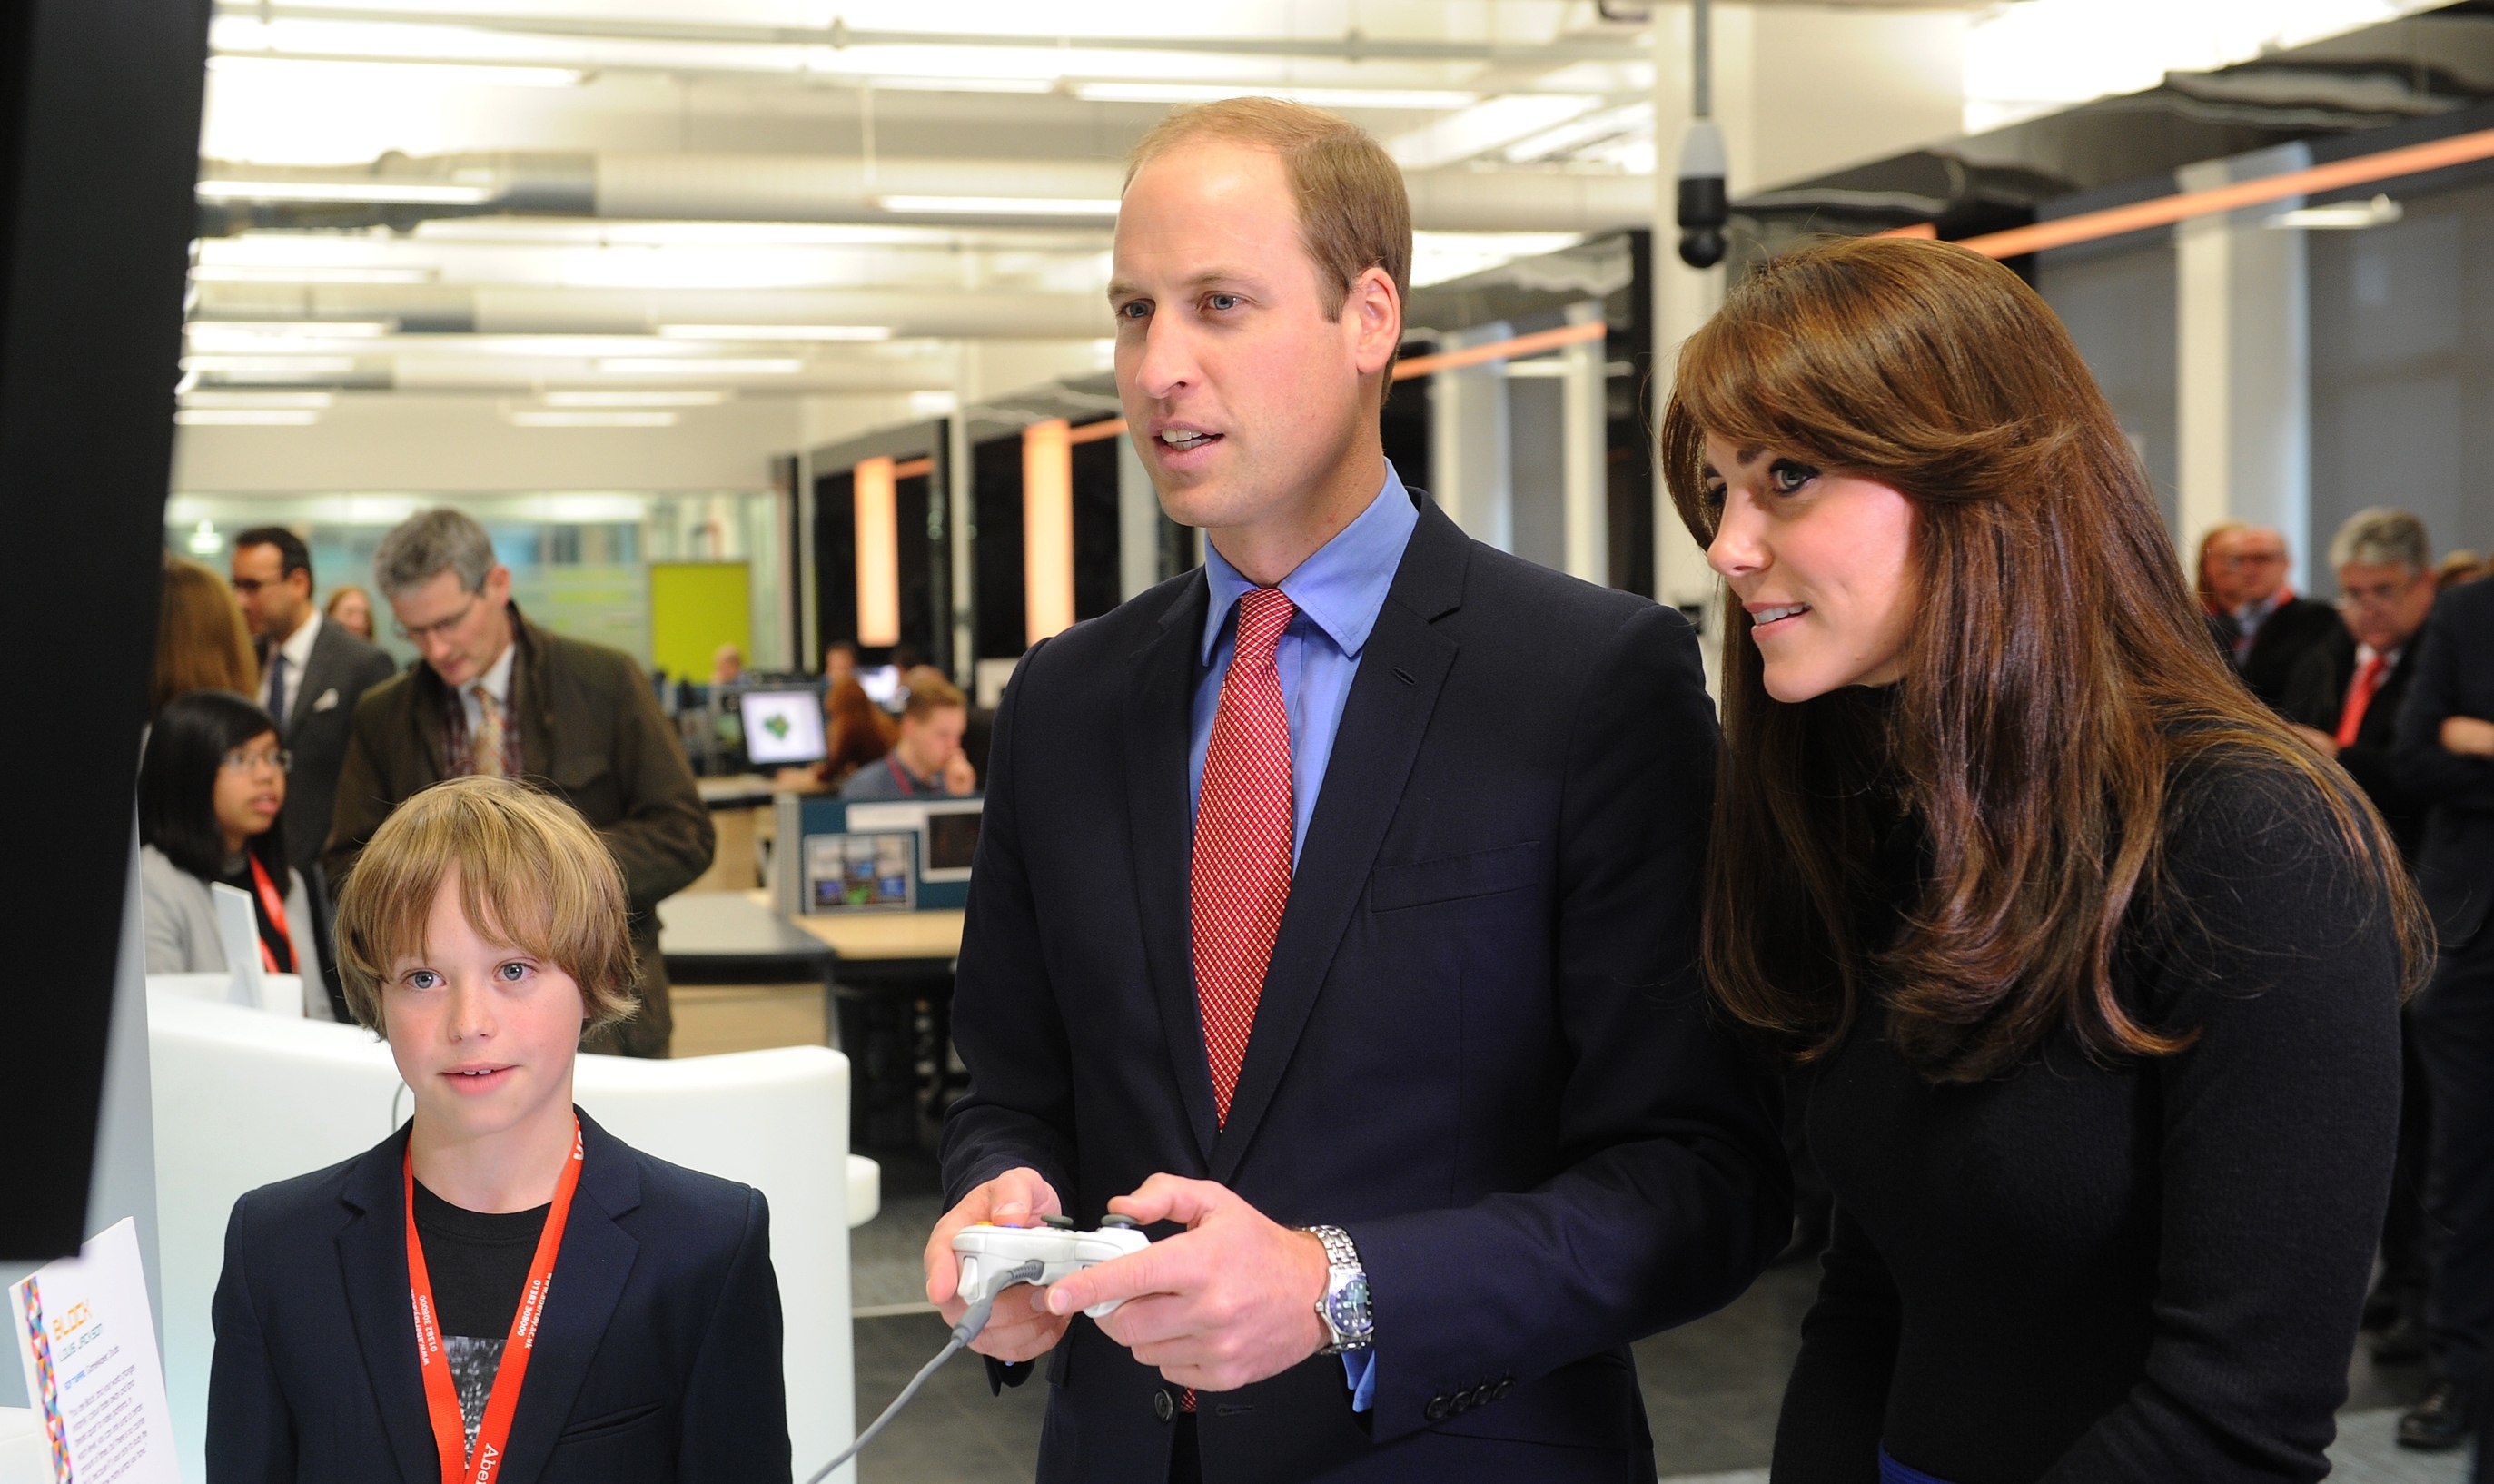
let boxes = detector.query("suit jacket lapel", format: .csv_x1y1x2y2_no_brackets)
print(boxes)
1210,500,1467,1183
286,623,335,736
495,1112,641,1484
1125,572,1222,1164
335,1129,453,1484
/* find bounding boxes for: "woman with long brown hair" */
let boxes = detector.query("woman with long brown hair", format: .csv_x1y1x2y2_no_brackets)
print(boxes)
1661,236,2425,1482
154,554,258,716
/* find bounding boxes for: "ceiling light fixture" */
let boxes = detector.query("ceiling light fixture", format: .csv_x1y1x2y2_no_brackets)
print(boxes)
506,410,679,427
2266,193,2403,230
180,391,337,409
597,357,804,374
539,390,732,407
873,195,1121,217
186,320,395,337
1071,83,1478,110
189,264,439,284
656,323,893,341
178,355,358,373
174,408,323,425
206,54,586,88
195,179,495,204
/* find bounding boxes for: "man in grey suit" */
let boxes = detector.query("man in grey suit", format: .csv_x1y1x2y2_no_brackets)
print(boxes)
232,527,395,1013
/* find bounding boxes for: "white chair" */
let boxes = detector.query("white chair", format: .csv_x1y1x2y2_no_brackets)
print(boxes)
145,989,875,1483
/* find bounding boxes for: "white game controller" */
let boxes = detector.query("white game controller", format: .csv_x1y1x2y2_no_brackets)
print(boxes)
953,1215,1151,1319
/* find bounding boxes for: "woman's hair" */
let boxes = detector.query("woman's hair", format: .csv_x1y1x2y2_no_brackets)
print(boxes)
139,690,290,884
324,583,375,636
332,777,638,1034
155,557,258,716
821,678,896,784
1658,235,2429,1083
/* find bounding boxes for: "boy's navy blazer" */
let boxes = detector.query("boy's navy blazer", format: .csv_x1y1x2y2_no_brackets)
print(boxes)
207,1109,789,1484
942,493,1792,1482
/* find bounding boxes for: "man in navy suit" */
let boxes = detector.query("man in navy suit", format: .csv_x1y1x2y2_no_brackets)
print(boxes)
2393,569,2494,1452
924,98,1788,1483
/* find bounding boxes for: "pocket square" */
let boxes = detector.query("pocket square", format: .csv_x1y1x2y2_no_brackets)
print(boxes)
312,688,340,712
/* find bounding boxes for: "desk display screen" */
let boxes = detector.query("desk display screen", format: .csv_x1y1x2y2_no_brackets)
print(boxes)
927,810,981,874
807,831,915,912
739,689,827,764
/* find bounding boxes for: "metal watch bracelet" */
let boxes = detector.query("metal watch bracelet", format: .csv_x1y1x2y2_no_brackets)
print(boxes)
1303,1224,1373,1355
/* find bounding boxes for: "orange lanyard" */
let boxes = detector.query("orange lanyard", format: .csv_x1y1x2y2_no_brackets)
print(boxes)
403,1122,584,1484
244,855,293,974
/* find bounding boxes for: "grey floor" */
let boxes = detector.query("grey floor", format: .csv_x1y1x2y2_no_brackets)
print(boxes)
847,1150,2458,1484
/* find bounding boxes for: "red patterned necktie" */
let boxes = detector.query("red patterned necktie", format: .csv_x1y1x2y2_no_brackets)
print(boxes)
1192,586,1297,1126
2336,653,2390,749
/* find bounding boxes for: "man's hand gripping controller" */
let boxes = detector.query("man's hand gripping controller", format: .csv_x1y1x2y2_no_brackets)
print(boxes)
952,1215,1150,1318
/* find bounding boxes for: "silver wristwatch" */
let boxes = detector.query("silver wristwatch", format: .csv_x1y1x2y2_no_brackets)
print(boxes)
1303,1225,1373,1355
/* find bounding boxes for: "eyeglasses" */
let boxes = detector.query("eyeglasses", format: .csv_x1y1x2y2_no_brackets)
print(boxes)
392,591,481,645
221,748,292,775
2219,551,2289,569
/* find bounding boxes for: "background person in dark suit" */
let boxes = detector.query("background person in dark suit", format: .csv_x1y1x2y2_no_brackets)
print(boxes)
325,509,713,1058
2392,571,2494,1449
232,526,395,1016
923,99,1787,1484
2203,524,2344,711
2283,507,2439,1366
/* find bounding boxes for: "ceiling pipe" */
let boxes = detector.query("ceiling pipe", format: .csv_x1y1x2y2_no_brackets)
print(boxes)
197,152,1658,234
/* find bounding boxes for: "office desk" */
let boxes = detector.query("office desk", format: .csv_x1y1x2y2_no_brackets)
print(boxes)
697,773,779,808
760,892,967,1150
658,890,834,985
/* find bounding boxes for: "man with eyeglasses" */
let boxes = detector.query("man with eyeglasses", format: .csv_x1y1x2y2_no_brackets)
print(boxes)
2281,509,2438,1388
229,528,395,889
322,508,713,1057
2202,524,2343,711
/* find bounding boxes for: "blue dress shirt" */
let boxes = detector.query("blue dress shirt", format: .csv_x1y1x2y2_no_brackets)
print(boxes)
1187,460,1419,1410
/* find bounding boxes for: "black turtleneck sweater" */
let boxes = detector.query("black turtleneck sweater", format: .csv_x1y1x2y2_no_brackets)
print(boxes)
1772,760,2404,1483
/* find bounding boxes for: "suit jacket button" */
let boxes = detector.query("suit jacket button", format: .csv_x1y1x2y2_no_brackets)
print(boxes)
1154,1389,1175,1423
1424,1397,1450,1422
1493,1379,1514,1400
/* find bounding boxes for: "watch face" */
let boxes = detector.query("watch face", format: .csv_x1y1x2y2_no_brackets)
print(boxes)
1325,1274,1373,1339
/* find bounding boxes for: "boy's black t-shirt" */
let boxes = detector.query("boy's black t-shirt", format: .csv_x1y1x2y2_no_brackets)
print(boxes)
411,1180,549,1463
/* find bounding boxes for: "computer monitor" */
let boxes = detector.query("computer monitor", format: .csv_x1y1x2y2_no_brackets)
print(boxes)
737,688,828,766
857,664,903,706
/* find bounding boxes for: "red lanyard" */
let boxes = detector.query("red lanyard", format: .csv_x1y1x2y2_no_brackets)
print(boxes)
403,1122,584,1484
244,855,293,974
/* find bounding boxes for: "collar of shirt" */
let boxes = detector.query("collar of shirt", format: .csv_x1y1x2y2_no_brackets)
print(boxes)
2357,641,2402,671
1198,462,1418,665
471,634,517,705
275,609,322,672
2234,587,2291,627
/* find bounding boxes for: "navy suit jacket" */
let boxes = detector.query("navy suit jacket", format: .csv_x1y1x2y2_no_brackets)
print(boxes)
2395,577,2494,949
941,494,1790,1483
207,1110,789,1484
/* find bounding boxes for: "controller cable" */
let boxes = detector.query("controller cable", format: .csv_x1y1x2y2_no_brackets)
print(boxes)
803,1258,1045,1483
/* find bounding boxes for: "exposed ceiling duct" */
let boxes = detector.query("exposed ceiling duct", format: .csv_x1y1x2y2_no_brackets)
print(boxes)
196,152,1656,234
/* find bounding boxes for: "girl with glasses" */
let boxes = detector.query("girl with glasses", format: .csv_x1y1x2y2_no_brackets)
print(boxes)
137,688,328,1015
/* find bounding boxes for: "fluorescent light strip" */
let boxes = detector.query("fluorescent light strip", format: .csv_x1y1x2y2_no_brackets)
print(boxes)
2267,194,2403,230
506,411,678,427
175,409,322,425
179,355,357,373
181,391,336,409
206,54,584,87
874,195,1120,217
188,320,394,338
195,180,494,204
190,264,439,284
539,390,731,407
656,323,892,341
597,358,803,373
1072,82,1477,110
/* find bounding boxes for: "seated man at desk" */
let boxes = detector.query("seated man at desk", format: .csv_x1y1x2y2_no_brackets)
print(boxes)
843,675,977,800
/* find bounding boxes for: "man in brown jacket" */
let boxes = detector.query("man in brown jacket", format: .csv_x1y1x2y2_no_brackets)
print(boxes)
323,508,713,1057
